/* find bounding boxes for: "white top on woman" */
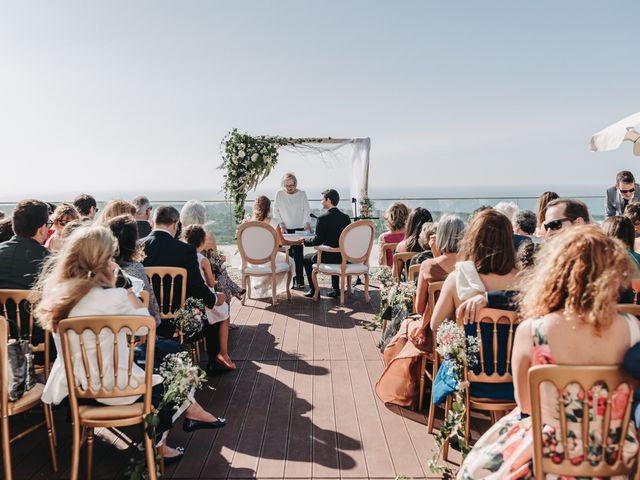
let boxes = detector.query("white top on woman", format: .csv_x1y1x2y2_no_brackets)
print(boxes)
42,287,161,406
273,189,311,230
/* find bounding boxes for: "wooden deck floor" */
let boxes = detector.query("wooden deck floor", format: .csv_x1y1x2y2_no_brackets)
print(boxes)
5,286,469,480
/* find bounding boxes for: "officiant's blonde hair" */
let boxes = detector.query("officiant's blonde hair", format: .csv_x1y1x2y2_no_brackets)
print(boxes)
281,173,297,188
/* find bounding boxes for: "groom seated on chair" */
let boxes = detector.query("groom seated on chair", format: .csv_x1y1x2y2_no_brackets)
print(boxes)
303,189,351,299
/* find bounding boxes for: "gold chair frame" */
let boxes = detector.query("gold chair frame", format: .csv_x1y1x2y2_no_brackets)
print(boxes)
312,220,375,306
392,252,417,283
529,365,639,479
237,221,292,306
380,242,399,268
618,303,640,318
418,281,444,432
58,315,157,480
407,263,421,283
0,316,58,480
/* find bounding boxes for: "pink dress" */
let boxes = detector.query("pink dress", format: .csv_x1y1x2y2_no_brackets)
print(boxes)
458,316,640,479
379,232,405,266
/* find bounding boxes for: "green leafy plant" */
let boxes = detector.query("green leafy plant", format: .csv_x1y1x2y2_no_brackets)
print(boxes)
126,352,208,479
428,320,479,476
219,129,329,224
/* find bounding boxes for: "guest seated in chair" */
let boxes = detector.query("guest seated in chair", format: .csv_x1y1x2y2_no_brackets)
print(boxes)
409,221,438,267
36,226,227,464
303,189,351,299
377,202,409,267
45,203,80,252
460,225,639,478
393,207,433,277
244,195,301,299
427,209,519,401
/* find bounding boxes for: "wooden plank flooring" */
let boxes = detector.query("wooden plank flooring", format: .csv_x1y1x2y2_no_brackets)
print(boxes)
3,285,476,480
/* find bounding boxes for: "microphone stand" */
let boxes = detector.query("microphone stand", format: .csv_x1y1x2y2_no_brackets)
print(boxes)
351,197,364,287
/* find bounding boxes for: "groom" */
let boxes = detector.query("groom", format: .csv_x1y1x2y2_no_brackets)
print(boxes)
303,189,351,298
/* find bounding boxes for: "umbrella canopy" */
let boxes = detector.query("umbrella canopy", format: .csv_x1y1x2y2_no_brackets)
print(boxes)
590,112,640,155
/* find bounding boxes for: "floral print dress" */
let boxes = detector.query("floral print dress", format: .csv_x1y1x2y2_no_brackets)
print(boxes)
458,316,640,480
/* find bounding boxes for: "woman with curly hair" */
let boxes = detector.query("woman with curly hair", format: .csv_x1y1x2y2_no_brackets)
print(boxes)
459,225,639,478
377,202,409,266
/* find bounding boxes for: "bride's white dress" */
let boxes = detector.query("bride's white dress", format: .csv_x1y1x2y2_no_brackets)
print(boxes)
248,218,295,299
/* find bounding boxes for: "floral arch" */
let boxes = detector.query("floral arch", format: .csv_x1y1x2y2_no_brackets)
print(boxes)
219,129,371,224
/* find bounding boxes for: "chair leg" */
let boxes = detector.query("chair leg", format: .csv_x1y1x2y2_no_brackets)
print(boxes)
339,275,345,305
346,275,352,296
286,270,292,301
143,426,158,480
417,354,427,411
442,396,452,461
70,423,81,480
48,404,58,446
241,275,247,305
427,357,439,433
43,403,58,472
271,275,278,305
86,427,94,480
464,396,471,449
364,273,370,303
312,270,320,302
2,415,12,480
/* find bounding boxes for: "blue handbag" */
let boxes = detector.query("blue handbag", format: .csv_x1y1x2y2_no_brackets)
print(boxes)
432,358,458,405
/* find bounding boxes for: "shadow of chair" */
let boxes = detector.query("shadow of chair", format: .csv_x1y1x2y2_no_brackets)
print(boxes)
58,315,157,480
237,221,291,306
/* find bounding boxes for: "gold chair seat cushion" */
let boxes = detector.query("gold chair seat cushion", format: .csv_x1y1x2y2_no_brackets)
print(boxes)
79,402,145,421
8,383,44,415
313,263,369,274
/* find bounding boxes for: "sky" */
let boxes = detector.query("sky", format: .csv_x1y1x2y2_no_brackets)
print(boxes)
1,1,639,201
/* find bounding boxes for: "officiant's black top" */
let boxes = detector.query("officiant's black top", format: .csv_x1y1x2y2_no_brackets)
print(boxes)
304,207,351,262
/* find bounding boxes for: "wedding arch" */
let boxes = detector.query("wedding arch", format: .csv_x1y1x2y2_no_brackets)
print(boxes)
219,128,371,224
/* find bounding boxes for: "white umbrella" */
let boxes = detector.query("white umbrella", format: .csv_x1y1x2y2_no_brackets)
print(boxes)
589,112,640,155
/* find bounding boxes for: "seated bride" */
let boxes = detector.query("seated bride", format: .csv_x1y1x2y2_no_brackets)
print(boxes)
243,195,301,298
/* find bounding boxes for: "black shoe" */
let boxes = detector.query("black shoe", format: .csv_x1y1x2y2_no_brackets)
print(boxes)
162,447,185,465
326,289,340,298
183,417,226,432
304,290,316,298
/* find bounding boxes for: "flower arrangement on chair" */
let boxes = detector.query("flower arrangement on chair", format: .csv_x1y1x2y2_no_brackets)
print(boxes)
172,298,207,365
127,352,208,479
428,320,479,475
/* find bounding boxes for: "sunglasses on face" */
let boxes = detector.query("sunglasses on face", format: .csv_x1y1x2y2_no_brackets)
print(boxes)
56,219,71,226
620,188,635,194
46,221,54,228
543,217,572,231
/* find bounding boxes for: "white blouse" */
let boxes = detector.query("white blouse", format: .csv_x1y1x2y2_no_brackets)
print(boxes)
273,189,311,230
42,287,160,406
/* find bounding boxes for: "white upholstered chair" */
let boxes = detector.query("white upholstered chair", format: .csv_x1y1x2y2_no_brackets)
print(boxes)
312,220,375,305
237,221,292,305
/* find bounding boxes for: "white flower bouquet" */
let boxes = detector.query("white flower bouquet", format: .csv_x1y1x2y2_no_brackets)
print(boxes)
172,297,206,342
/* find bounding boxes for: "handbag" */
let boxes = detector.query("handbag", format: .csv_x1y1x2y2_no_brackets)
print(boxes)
432,358,458,405
6,316,36,401
7,338,36,401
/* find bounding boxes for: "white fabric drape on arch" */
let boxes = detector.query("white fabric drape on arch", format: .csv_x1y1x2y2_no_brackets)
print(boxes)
279,137,371,201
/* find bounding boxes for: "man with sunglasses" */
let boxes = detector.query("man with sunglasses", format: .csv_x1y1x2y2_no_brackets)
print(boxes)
543,198,590,237
605,170,640,218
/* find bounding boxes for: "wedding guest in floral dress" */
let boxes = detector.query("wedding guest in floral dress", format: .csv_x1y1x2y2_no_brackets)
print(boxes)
458,225,639,479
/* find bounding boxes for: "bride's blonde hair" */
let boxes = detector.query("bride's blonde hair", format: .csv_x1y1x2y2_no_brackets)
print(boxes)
35,226,118,331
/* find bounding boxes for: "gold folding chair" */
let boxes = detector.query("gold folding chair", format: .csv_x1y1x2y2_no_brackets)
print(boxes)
392,252,416,283
138,290,150,309
529,365,639,479
417,281,443,432
58,315,157,480
407,263,421,283
619,303,640,318
0,316,57,480
380,241,399,268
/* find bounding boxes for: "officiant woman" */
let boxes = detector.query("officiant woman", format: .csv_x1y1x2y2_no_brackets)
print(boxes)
273,172,311,289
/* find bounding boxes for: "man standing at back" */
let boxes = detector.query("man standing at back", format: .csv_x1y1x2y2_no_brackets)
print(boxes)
303,189,351,298
142,206,227,372
132,195,152,238
605,171,640,217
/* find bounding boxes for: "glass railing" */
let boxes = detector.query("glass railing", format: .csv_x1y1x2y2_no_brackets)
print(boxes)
0,194,606,250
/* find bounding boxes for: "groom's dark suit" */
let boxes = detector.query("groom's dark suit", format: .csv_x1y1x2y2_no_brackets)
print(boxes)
303,207,351,291
142,230,220,356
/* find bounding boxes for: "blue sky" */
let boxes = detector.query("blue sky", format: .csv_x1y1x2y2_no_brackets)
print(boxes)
1,1,639,201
